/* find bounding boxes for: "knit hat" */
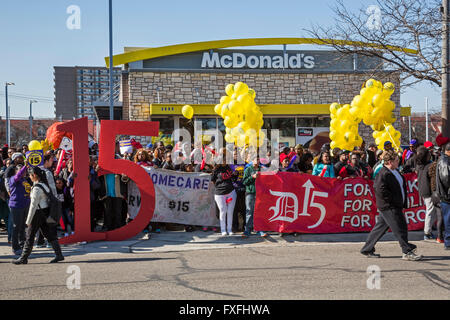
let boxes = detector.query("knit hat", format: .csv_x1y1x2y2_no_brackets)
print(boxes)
436,134,450,147
424,141,433,149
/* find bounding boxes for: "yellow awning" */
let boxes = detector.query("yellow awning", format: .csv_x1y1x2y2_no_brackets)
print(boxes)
148,104,331,116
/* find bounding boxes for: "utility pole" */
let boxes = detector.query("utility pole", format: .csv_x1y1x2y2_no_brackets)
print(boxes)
442,0,450,138
109,0,114,120
29,100,37,141
5,82,15,146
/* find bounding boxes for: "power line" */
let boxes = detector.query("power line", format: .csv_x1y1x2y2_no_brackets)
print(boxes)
0,92,54,103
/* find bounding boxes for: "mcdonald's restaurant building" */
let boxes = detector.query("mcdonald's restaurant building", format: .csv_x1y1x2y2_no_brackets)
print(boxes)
111,39,407,151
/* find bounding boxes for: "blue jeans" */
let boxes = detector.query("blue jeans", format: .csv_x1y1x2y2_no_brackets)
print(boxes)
244,193,256,235
441,201,450,247
11,206,28,252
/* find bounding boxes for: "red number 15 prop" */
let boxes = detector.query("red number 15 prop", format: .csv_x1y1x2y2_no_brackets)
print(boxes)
57,118,159,245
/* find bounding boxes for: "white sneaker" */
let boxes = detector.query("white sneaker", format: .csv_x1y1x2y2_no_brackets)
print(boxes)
228,232,234,236
221,232,227,236
402,251,423,261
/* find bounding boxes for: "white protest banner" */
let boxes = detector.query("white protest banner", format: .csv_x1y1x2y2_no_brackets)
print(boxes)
127,167,219,227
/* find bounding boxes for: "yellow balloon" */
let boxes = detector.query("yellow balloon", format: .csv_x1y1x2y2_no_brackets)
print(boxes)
234,82,249,96
360,87,371,98
371,94,385,108
349,107,361,119
225,133,234,144
330,119,339,129
237,121,249,132
221,104,231,118
28,140,42,151
385,100,395,112
214,104,222,115
329,103,341,114
225,84,234,96
182,105,194,119
228,100,241,113
255,119,264,129
365,79,377,89
329,130,338,141
220,96,231,105
248,88,256,99
237,93,252,107
344,132,356,143
382,82,395,98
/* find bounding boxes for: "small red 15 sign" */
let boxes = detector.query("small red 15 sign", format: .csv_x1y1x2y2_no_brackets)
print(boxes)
57,117,159,244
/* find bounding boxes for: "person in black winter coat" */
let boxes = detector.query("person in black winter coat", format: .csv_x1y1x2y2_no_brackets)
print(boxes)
360,150,423,260
416,146,437,240
436,142,450,249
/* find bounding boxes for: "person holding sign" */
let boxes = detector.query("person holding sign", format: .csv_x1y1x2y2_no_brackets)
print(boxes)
211,149,236,236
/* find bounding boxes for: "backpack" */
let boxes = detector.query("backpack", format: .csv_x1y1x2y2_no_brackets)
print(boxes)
35,183,62,226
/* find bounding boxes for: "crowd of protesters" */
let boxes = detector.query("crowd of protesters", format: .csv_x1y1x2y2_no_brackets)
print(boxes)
1,131,450,263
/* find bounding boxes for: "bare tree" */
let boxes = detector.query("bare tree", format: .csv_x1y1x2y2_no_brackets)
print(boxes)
305,0,450,136
306,0,441,88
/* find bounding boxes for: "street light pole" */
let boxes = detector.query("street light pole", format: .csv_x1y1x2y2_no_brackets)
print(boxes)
108,0,114,120
425,97,429,142
5,82,15,146
29,100,37,141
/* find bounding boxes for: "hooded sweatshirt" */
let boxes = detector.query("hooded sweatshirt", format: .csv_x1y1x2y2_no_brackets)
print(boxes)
8,165,31,209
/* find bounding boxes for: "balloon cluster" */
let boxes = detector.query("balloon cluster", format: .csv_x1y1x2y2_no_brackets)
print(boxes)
215,82,265,148
28,139,51,154
329,79,401,151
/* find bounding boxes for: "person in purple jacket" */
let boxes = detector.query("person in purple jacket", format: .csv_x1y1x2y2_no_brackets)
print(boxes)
9,164,32,255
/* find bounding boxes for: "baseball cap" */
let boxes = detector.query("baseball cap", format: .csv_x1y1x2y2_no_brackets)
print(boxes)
424,141,433,149
384,141,392,146
410,139,418,145
146,143,153,149
11,153,23,162
376,149,384,157
280,153,289,163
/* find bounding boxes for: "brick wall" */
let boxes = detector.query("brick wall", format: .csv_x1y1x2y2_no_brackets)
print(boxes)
124,71,401,144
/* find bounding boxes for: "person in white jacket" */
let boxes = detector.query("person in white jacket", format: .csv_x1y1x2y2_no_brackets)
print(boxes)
12,166,64,265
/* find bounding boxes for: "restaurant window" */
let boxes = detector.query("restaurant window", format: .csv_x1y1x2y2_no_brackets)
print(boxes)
296,117,314,127
315,117,330,127
263,117,295,147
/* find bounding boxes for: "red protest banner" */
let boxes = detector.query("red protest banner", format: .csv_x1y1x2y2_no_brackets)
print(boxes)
254,172,425,233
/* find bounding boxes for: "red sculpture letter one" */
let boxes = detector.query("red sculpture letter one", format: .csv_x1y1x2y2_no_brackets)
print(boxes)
58,118,159,244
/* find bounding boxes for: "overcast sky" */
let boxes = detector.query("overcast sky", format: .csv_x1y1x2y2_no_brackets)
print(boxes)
0,0,442,119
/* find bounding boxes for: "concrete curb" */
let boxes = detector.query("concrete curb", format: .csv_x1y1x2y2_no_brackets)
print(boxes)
0,230,430,258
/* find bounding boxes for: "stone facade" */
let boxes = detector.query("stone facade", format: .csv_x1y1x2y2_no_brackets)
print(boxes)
123,70,401,145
